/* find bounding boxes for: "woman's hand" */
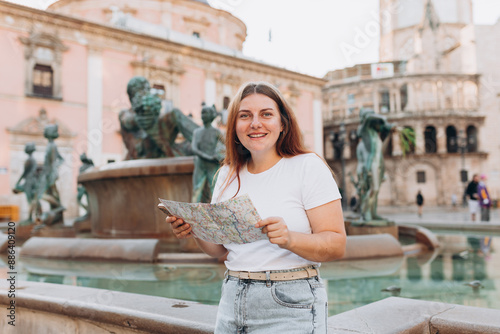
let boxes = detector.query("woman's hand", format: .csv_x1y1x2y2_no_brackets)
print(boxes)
255,217,292,249
166,216,192,239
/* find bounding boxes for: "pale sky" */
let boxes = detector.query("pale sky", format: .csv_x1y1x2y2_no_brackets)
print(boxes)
5,0,500,77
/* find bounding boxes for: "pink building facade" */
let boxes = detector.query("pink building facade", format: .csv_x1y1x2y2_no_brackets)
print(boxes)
0,0,325,218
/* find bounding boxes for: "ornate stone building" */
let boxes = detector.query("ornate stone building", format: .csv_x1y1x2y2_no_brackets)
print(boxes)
323,0,498,206
0,0,325,217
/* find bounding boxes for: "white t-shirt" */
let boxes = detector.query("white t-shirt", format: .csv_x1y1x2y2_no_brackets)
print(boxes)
211,153,341,271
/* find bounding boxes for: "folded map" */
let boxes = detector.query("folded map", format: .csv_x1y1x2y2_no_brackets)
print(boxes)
158,194,266,244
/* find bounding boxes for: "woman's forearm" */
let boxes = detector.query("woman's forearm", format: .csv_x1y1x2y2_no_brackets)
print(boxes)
286,230,346,262
194,237,228,258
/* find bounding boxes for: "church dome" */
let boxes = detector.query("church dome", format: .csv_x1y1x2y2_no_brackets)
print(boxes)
47,0,246,51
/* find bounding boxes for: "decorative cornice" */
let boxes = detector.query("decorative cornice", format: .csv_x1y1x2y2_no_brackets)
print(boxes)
102,6,137,16
0,1,325,87
130,59,185,75
7,108,76,138
19,31,69,61
324,73,480,90
183,15,211,27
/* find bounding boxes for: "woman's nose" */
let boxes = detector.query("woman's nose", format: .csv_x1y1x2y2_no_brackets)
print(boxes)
251,117,262,128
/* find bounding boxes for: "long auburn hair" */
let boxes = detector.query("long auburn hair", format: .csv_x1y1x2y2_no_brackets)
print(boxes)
219,81,311,198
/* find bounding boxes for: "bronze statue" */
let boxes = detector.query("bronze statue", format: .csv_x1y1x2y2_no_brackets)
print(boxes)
37,124,65,225
12,142,41,223
191,104,225,203
119,76,199,159
75,152,94,223
353,108,394,221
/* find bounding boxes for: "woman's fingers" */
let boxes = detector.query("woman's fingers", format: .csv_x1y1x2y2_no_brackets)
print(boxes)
166,216,193,239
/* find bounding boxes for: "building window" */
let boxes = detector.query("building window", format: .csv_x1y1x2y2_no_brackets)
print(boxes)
32,64,53,96
417,171,426,183
466,125,478,153
223,96,230,109
380,89,390,113
332,133,342,160
384,133,393,157
400,84,408,111
446,125,458,153
347,93,355,105
20,32,68,99
349,130,358,159
152,84,166,99
192,31,200,38
424,126,437,153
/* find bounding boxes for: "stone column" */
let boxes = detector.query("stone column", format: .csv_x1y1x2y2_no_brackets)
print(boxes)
456,81,463,109
390,88,396,113
392,130,402,156
395,86,402,113
373,85,380,113
437,125,447,154
414,122,425,154
415,82,423,112
432,81,439,110
204,77,216,106
406,82,416,111
437,80,445,110
87,47,103,165
170,77,181,108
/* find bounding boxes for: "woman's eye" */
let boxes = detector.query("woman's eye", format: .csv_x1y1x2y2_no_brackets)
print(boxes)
238,113,249,119
263,112,273,117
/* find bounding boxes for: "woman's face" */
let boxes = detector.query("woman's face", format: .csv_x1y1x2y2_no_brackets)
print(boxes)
235,93,283,159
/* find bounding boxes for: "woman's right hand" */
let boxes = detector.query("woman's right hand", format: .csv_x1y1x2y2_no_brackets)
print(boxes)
166,216,193,239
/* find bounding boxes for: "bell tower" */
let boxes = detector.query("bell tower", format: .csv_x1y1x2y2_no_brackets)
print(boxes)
379,0,474,73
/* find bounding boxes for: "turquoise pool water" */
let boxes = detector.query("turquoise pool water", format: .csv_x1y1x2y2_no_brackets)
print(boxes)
4,232,499,316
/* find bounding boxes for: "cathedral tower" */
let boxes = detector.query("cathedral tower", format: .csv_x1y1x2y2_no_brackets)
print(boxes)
379,0,475,73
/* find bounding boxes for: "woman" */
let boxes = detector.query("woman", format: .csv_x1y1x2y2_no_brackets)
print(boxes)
167,81,346,333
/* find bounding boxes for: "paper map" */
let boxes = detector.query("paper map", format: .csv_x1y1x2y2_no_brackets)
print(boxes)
158,194,266,244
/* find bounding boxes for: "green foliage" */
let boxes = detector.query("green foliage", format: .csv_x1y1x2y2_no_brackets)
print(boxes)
399,127,416,157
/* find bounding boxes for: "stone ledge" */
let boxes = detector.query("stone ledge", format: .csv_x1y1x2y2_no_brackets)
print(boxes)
327,297,500,334
20,237,160,262
1,282,499,333
78,156,195,182
0,281,217,334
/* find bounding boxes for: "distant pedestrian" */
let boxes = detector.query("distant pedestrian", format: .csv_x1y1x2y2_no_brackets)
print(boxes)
416,190,424,217
477,174,491,222
466,174,480,221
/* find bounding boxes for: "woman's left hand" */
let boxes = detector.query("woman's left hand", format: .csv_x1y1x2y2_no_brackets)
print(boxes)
255,217,292,249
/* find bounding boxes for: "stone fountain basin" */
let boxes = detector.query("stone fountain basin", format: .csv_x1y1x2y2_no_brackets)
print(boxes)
78,157,194,243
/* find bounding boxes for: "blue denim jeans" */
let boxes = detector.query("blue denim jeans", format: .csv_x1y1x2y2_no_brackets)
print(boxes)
214,274,328,333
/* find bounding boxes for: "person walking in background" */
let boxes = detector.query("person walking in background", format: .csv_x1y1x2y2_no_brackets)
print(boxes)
477,174,491,222
416,190,424,218
451,193,457,208
466,174,480,221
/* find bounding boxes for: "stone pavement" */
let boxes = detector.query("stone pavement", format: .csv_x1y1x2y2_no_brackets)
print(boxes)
375,205,500,233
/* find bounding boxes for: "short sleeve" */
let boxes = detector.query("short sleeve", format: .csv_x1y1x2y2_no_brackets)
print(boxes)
211,165,230,204
301,155,341,210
